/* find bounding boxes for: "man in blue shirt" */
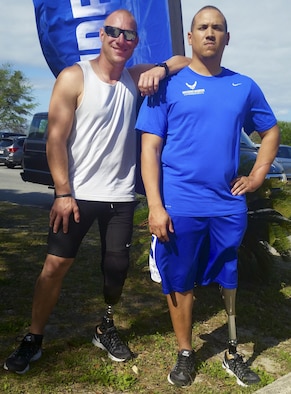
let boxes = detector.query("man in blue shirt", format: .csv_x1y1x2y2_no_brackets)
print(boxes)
136,5,279,388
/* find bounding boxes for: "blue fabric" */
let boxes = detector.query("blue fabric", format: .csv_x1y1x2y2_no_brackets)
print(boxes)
152,214,247,294
32,0,173,77
136,66,277,216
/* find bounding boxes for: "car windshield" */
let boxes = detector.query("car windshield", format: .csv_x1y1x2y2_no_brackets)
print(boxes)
277,146,291,158
0,139,13,147
240,131,257,149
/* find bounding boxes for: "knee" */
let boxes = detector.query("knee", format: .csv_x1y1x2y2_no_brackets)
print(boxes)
41,255,73,279
103,251,130,305
103,251,129,282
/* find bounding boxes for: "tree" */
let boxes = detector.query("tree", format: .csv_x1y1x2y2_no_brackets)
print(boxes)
250,121,291,146
0,64,37,133
278,121,291,145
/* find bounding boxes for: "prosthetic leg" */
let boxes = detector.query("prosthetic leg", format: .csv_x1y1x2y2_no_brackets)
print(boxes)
220,286,260,386
99,304,114,331
220,286,237,354
99,287,121,331
92,291,132,362
100,249,129,330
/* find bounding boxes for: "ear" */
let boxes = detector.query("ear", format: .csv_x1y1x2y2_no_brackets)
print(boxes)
225,32,230,46
100,27,105,43
187,32,192,46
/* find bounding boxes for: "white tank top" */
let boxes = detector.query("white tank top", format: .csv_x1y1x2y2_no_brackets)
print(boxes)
68,60,137,202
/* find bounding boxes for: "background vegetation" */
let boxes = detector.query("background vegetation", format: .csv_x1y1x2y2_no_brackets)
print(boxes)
0,65,290,392
0,184,290,393
0,64,37,133
250,122,291,146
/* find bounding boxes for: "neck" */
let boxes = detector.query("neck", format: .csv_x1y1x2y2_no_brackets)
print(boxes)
189,57,222,76
91,56,124,84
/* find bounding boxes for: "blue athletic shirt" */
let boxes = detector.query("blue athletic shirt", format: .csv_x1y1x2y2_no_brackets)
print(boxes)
135,67,277,217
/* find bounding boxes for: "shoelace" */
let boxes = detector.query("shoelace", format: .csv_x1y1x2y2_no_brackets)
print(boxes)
231,354,252,379
105,327,126,350
13,339,38,359
174,353,194,373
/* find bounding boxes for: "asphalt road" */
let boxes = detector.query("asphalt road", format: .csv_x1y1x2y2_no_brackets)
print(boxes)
0,164,54,209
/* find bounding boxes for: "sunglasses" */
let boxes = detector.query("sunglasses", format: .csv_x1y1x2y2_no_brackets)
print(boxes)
104,25,137,41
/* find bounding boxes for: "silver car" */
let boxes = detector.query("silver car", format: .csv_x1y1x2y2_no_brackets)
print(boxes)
0,136,26,168
275,145,291,180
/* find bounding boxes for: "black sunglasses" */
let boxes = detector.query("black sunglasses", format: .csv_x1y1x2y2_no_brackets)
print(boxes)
104,25,137,41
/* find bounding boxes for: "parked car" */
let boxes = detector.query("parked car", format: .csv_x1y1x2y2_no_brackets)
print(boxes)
2,136,26,168
239,131,287,182
239,131,286,181
21,112,287,187
274,145,291,180
0,136,25,167
21,112,52,185
0,130,26,139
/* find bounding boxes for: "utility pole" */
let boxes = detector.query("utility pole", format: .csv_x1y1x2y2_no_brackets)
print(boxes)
168,0,185,55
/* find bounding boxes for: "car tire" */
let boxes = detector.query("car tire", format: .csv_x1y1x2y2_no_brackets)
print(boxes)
5,163,15,169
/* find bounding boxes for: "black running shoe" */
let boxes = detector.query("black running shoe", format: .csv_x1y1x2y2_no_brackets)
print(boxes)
4,334,42,374
92,325,132,362
167,349,195,387
222,351,260,387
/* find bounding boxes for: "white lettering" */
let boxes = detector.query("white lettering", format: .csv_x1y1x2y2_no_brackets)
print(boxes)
76,20,102,51
70,0,118,18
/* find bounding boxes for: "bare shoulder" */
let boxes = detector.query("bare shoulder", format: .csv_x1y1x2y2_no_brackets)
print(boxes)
50,63,84,111
53,64,84,99
57,64,83,84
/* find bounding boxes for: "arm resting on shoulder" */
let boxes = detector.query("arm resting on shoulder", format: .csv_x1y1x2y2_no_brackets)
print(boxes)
130,55,191,96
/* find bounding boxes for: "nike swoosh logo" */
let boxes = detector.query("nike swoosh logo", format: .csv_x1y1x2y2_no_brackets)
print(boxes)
232,82,242,86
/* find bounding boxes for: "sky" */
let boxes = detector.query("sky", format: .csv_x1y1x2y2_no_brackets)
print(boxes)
1,0,290,124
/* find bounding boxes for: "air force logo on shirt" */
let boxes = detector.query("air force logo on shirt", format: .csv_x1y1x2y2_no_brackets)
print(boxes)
182,81,205,96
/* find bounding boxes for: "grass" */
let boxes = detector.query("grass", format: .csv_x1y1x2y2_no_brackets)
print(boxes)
0,192,291,393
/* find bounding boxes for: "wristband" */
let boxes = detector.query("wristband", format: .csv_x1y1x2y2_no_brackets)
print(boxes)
55,193,72,198
154,62,169,77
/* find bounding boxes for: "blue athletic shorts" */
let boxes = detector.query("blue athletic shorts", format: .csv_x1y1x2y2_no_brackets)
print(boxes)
149,213,247,294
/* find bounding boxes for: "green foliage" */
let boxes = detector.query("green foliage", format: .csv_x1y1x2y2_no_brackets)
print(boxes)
78,362,137,389
250,122,291,146
0,198,291,393
0,64,37,132
238,183,291,282
278,121,291,145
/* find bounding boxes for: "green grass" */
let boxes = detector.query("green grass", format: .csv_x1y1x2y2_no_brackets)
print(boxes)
0,195,291,393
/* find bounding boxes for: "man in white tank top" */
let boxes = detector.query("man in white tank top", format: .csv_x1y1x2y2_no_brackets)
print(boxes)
4,9,190,374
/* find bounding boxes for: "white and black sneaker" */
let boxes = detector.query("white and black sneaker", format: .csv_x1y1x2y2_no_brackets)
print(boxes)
167,349,195,387
4,333,42,374
92,325,132,362
222,351,260,386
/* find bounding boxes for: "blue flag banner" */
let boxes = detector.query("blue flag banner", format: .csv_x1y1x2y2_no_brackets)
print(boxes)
33,0,173,77
32,0,176,195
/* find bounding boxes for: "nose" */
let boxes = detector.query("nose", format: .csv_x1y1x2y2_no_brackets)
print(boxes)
205,27,215,39
116,32,126,44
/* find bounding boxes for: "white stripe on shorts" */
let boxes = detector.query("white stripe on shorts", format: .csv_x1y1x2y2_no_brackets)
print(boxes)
149,235,162,283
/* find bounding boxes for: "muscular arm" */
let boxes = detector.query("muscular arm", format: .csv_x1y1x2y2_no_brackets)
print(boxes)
47,65,82,233
141,133,174,241
129,55,191,96
231,124,280,195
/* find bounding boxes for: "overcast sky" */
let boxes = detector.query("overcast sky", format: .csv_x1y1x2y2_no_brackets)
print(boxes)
1,0,290,122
